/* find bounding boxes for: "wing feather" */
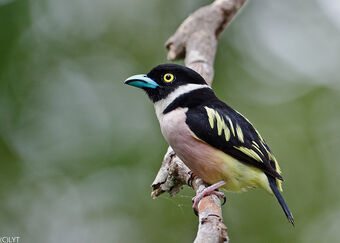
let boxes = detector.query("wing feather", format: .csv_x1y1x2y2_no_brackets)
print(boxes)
186,104,282,180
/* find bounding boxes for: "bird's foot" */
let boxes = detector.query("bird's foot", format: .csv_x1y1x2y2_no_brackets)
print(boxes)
192,181,227,212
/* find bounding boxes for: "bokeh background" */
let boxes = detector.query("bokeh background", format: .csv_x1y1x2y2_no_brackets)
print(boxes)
1,0,340,242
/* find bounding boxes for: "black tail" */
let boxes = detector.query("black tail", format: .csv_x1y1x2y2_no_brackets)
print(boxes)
268,176,294,226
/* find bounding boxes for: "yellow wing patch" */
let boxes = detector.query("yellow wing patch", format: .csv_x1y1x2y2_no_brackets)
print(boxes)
225,115,235,136
204,106,283,191
204,107,231,141
252,141,264,156
215,112,224,136
224,125,231,141
205,107,215,128
233,146,263,163
204,106,247,143
236,124,244,143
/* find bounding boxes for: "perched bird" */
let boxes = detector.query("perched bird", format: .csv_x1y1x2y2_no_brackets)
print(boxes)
125,64,294,225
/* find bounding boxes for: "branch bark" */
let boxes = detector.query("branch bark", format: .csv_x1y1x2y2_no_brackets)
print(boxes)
151,1,248,242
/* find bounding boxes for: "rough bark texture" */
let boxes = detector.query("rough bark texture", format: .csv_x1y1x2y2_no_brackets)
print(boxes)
151,0,248,242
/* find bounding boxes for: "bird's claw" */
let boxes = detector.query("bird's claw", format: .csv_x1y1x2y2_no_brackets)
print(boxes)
214,191,226,206
192,189,226,215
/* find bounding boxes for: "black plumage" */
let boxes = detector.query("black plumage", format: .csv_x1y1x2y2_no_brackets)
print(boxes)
164,87,282,180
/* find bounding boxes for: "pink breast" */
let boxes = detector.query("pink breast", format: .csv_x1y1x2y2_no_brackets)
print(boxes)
160,108,226,184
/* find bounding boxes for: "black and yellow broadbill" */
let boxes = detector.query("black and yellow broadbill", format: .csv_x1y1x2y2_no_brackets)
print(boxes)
125,64,294,225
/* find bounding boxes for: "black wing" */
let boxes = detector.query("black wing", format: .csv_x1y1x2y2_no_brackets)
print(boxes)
185,101,282,180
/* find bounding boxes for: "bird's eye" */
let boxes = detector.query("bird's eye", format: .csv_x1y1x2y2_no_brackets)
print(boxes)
163,73,175,83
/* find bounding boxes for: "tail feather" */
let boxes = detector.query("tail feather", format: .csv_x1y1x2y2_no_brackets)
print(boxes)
268,176,294,226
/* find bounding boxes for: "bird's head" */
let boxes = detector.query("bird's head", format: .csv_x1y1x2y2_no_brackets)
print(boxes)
124,64,207,103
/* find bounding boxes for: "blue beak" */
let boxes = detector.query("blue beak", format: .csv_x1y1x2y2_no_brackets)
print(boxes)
124,74,159,89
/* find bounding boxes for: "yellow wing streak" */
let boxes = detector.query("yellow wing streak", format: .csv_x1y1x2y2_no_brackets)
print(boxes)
204,107,216,129
252,141,260,148
234,146,263,162
215,112,224,136
204,107,282,190
224,126,230,141
252,141,264,156
225,115,235,136
204,107,231,141
236,124,244,143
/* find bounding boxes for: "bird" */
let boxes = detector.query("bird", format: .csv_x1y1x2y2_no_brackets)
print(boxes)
125,64,294,225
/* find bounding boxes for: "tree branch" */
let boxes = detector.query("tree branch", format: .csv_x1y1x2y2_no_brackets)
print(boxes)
151,1,248,242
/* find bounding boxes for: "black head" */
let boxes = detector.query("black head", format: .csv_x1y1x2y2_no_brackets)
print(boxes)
125,64,207,102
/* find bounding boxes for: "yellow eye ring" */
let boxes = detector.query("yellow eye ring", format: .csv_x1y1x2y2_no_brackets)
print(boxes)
163,73,175,83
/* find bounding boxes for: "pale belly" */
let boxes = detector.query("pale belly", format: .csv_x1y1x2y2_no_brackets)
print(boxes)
158,108,271,193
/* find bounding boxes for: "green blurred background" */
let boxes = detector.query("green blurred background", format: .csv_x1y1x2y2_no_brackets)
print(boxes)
1,0,340,242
